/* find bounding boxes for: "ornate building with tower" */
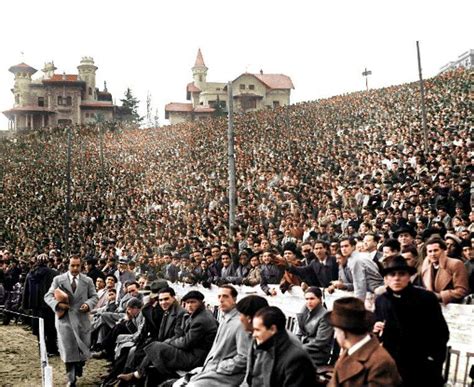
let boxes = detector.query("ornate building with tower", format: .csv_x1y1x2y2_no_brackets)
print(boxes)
3,57,115,131
165,49,294,125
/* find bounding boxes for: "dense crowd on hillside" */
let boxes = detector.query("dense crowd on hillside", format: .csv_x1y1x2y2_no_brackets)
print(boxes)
0,67,473,386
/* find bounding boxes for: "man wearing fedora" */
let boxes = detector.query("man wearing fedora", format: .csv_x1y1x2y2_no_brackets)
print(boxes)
374,255,449,387
327,297,401,387
44,255,98,387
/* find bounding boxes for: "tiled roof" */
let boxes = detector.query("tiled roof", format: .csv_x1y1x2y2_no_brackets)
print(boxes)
9,62,37,73
187,82,201,93
45,74,80,82
253,74,294,90
80,102,114,108
194,106,215,113
165,103,194,112
194,48,206,67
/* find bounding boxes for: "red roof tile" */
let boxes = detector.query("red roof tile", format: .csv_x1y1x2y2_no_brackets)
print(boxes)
253,74,294,90
165,103,193,112
46,74,80,82
80,102,114,108
194,48,206,67
194,106,215,113
187,82,201,93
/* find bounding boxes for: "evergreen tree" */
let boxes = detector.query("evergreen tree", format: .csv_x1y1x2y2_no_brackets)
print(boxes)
119,88,143,124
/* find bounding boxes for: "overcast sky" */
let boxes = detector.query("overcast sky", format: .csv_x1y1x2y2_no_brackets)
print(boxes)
0,0,472,130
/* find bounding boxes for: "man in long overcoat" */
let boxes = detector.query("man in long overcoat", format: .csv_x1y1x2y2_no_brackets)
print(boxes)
374,255,449,386
44,255,98,386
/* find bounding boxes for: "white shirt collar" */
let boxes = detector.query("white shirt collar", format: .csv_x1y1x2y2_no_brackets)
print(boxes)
348,334,371,356
67,272,79,283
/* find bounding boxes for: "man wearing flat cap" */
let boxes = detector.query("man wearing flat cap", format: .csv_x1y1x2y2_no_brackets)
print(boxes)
327,297,401,387
119,290,217,384
374,255,449,386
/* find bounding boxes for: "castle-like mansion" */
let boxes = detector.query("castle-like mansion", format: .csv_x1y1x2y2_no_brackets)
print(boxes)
3,57,114,130
165,49,294,124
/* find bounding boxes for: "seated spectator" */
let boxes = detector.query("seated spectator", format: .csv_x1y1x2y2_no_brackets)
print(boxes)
118,290,218,384
260,251,284,296
421,237,469,304
296,287,334,368
241,306,316,387
242,254,262,286
174,285,250,386
401,245,423,286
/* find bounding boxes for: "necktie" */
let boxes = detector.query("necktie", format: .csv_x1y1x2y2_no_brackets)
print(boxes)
158,312,169,341
72,276,77,293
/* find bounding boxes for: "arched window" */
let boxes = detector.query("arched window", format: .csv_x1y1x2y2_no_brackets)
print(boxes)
88,87,92,96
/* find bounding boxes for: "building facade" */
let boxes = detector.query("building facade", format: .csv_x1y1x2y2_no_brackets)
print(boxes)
439,49,473,73
165,49,294,125
3,57,115,131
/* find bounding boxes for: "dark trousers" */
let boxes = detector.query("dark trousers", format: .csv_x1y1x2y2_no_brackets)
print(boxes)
65,361,85,384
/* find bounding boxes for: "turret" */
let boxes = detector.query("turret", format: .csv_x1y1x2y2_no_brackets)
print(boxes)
42,61,57,79
192,48,208,89
77,56,98,101
9,62,37,107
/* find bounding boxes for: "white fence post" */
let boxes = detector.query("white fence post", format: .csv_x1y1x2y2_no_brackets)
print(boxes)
38,317,53,387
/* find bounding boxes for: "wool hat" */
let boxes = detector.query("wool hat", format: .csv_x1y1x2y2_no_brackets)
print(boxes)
126,297,143,309
381,255,417,276
327,297,374,333
149,279,169,299
181,290,205,303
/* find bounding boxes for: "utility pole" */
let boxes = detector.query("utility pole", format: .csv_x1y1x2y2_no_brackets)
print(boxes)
362,67,372,92
227,82,236,239
64,127,72,256
416,41,430,154
99,124,105,177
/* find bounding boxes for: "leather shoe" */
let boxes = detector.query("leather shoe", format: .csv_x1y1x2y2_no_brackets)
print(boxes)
92,350,107,359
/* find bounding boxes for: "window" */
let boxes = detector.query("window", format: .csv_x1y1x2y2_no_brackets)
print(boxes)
273,101,280,108
208,100,216,108
66,96,72,106
216,88,221,91
88,87,92,96
85,113,89,118
15,94,20,104
241,97,257,110
57,96,63,105
199,75,203,82
249,84,255,90
240,84,245,90
38,97,45,107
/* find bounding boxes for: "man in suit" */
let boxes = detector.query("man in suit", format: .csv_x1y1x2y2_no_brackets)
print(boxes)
44,255,98,387
421,237,469,304
327,297,401,387
182,285,251,386
118,290,218,384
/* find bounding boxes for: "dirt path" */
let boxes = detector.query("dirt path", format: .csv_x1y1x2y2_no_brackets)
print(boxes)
0,324,108,386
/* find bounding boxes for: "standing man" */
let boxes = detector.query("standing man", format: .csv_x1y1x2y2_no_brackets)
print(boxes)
44,254,98,387
374,255,449,386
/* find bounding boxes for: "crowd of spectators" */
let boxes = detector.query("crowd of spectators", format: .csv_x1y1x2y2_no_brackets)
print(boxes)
0,67,472,385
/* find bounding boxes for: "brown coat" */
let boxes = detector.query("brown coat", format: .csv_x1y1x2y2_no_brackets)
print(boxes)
421,254,469,304
329,336,401,387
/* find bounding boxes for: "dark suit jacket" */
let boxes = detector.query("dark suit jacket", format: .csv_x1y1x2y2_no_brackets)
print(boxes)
288,256,338,287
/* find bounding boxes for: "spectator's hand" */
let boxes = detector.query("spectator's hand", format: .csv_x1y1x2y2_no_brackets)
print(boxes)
330,280,344,289
79,303,90,313
326,285,335,294
373,321,385,337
